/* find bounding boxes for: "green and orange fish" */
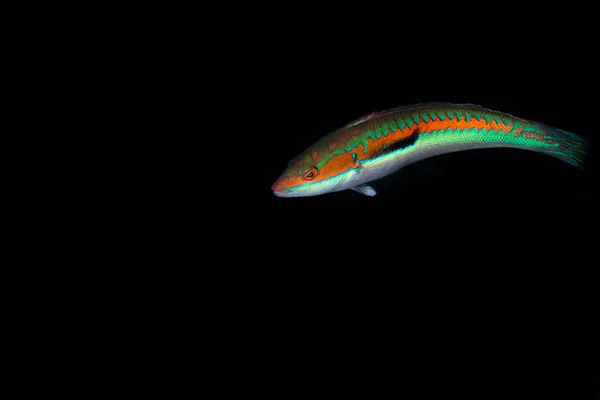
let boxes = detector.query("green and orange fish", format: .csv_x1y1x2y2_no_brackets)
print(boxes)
272,103,589,197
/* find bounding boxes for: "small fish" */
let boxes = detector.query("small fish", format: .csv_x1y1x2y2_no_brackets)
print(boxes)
272,103,589,197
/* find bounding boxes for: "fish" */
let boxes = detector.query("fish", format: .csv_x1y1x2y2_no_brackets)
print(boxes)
271,103,589,197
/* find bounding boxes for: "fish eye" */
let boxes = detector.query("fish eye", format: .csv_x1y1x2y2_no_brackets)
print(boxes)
302,167,318,181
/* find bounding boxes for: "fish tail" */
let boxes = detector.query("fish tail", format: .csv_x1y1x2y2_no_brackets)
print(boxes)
536,124,589,168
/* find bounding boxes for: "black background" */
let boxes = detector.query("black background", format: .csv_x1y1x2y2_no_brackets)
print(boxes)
231,64,597,395
199,30,599,397
48,7,600,396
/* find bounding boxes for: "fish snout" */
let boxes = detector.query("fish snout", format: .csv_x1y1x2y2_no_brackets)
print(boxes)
271,178,286,196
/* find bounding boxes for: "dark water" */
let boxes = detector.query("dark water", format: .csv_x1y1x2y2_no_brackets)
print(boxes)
88,17,599,397
196,53,600,398
231,76,599,397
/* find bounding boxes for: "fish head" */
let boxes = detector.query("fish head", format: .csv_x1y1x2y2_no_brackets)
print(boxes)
272,145,359,197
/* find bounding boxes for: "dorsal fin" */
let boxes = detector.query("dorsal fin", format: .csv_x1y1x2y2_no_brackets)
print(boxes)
340,111,381,130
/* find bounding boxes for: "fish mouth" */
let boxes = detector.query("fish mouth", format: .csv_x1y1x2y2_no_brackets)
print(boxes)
271,178,291,197
273,187,303,198
271,183,288,197
272,184,294,197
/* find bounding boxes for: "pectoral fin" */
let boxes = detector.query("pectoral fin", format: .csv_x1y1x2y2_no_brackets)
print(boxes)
351,184,376,197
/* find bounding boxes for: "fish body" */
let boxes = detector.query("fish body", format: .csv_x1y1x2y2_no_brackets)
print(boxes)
272,103,589,197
